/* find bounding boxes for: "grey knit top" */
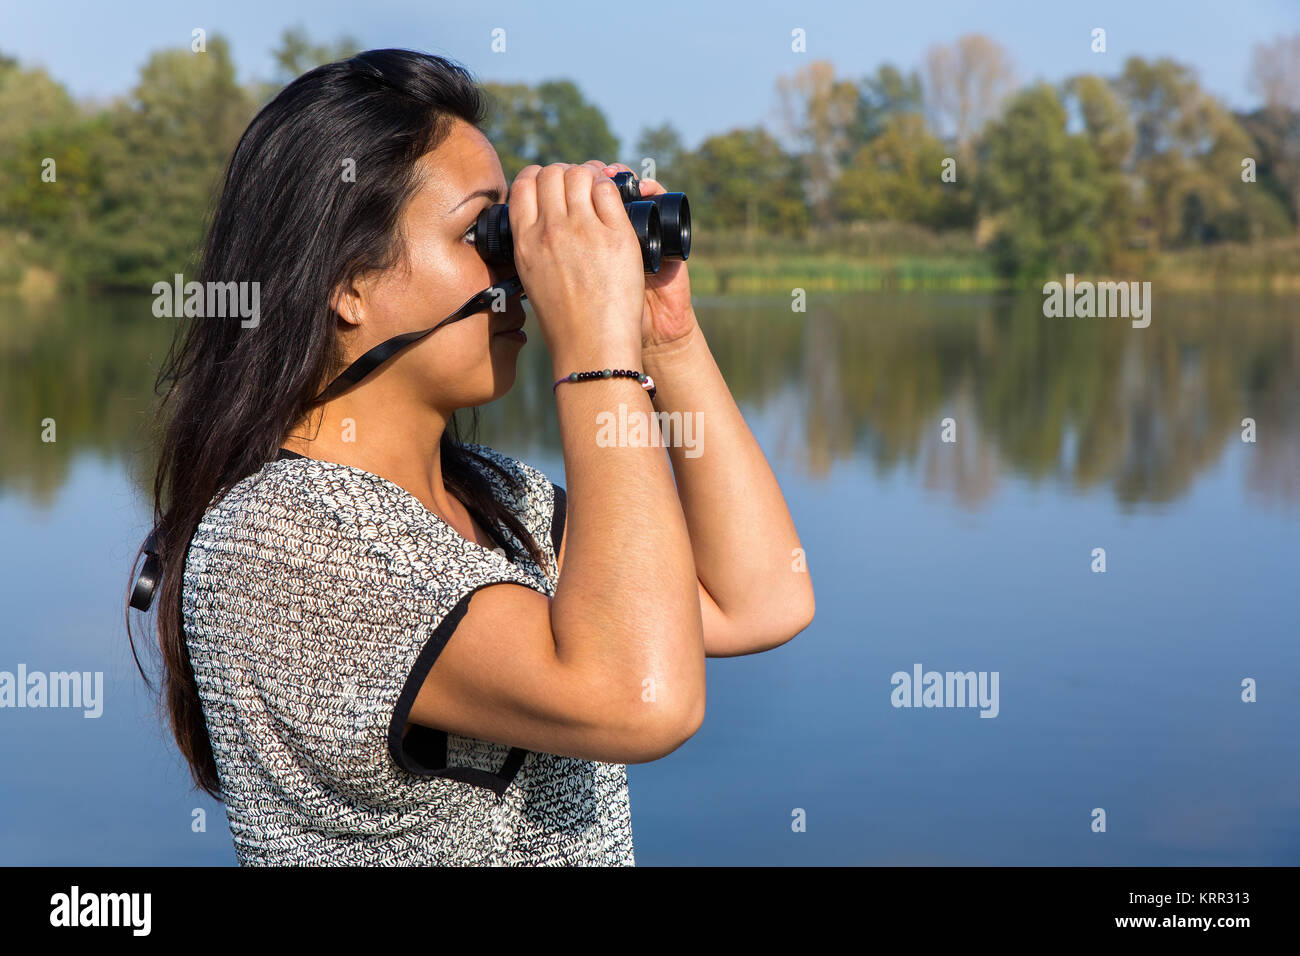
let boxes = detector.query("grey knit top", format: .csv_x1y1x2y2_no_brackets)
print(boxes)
181,442,635,866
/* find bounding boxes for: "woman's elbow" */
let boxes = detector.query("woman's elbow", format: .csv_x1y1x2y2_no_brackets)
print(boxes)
761,583,816,651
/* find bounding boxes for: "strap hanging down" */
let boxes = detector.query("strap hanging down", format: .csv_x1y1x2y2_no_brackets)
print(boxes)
312,275,527,406
128,528,162,612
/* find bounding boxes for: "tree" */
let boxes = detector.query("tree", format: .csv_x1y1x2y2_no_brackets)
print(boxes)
976,83,1107,278
633,122,684,181
1248,34,1300,114
271,26,360,82
834,112,973,229
1116,56,1254,246
851,64,925,145
678,127,808,238
77,34,257,287
1248,34,1300,233
243,26,361,105
481,80,618,179
1063,74,1140,267
923,34,1016,163
0,61,78,171
1228,108,1298,238
774,59,860,229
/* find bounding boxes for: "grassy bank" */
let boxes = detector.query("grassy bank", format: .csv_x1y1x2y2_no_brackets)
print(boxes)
688,226,1300,295
3,223,1298,300
1148,238,1300,292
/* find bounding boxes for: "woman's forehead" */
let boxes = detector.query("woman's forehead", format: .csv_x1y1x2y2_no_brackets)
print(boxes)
413,124,507,216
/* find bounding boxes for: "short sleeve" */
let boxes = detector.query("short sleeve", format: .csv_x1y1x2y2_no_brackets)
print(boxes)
182,458,550,820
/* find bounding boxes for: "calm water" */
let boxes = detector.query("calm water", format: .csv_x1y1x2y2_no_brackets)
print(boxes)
2,291,1297,865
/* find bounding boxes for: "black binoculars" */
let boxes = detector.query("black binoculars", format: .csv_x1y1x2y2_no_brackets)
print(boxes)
471,171,690,275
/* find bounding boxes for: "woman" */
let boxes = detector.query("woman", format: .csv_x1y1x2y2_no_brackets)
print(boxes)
128,48,815,866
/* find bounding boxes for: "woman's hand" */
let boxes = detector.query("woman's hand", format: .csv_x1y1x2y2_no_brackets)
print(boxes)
508,163,646,374
579,160,699,358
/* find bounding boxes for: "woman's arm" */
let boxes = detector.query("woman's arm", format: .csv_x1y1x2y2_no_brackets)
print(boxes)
644,315,815,656
558,313,815,658
408,163,705,764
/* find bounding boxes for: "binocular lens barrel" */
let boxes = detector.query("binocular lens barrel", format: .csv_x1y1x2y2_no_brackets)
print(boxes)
628,201,661,274
652,192,690,260
473,171,690,275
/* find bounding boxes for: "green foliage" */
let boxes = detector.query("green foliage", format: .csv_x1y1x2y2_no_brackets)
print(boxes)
271,24,361,82
1062,73,1140,270
835,112,974,229
251,26,361,105
676,127,808,237
2,31,1299,293
1115,56,1259,247
976,84,1107,278
633,123,684,179
481,80,618,179
851,64,924,144
78,35,257,289
1235,107,1300,235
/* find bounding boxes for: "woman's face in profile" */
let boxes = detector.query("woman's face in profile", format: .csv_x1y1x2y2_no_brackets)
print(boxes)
343,117,527,411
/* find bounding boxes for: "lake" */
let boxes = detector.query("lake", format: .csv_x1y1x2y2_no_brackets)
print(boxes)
1,290,1297,865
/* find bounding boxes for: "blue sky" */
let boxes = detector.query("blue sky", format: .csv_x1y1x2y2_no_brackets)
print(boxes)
3,0,1297,158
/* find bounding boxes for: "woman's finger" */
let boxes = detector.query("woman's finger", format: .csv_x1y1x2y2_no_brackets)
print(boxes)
509,164,542,230
535,163,572,222
563,163,600,220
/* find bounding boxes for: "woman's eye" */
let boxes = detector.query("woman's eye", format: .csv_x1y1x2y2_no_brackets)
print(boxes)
463,223,477,245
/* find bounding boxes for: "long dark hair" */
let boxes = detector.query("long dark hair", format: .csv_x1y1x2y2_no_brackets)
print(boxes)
126,49,548,801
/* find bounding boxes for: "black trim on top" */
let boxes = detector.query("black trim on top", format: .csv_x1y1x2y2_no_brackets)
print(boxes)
550,483,566,560
279,444,532,797
387,584,529,799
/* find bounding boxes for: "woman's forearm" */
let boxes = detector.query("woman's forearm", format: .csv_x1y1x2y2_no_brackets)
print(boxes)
642,315,815,655
547,342,705,737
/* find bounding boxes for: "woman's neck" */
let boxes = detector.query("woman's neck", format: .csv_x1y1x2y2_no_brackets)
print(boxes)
281,392,461,521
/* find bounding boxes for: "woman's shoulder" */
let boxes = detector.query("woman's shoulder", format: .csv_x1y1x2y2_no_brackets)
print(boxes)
186,454,546,604
199,454,431,538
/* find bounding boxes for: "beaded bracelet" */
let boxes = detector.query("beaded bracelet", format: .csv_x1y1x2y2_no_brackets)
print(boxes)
553,368,657,400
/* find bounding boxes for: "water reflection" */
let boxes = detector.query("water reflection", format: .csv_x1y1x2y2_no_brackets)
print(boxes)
2,292,1297,511
2,290,1297,866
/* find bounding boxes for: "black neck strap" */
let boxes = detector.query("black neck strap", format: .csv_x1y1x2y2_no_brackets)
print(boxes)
312,275,526,406
129,276,526,614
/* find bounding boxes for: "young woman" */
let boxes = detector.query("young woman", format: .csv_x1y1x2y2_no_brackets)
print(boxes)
128,48,814,866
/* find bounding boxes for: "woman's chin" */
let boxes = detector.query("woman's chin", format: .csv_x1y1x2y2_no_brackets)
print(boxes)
484,353,520,399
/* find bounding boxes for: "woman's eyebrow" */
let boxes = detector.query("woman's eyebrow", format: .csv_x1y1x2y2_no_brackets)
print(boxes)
451,185,506,212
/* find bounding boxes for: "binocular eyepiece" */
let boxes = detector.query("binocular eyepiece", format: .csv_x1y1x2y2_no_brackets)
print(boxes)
472,171,690,275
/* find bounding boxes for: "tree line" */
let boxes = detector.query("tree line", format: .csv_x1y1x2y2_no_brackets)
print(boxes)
1,28,1297,290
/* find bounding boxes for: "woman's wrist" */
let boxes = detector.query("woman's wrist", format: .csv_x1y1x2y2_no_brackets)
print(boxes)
641,314,703,376
549,342,645,384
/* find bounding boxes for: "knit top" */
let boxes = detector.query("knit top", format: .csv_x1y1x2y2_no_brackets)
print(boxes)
180,442,636,866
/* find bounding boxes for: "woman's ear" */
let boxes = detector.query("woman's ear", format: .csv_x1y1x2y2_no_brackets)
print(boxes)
330,276,366,329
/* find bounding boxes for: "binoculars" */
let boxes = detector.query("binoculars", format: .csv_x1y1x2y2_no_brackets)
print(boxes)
471,171,690,275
